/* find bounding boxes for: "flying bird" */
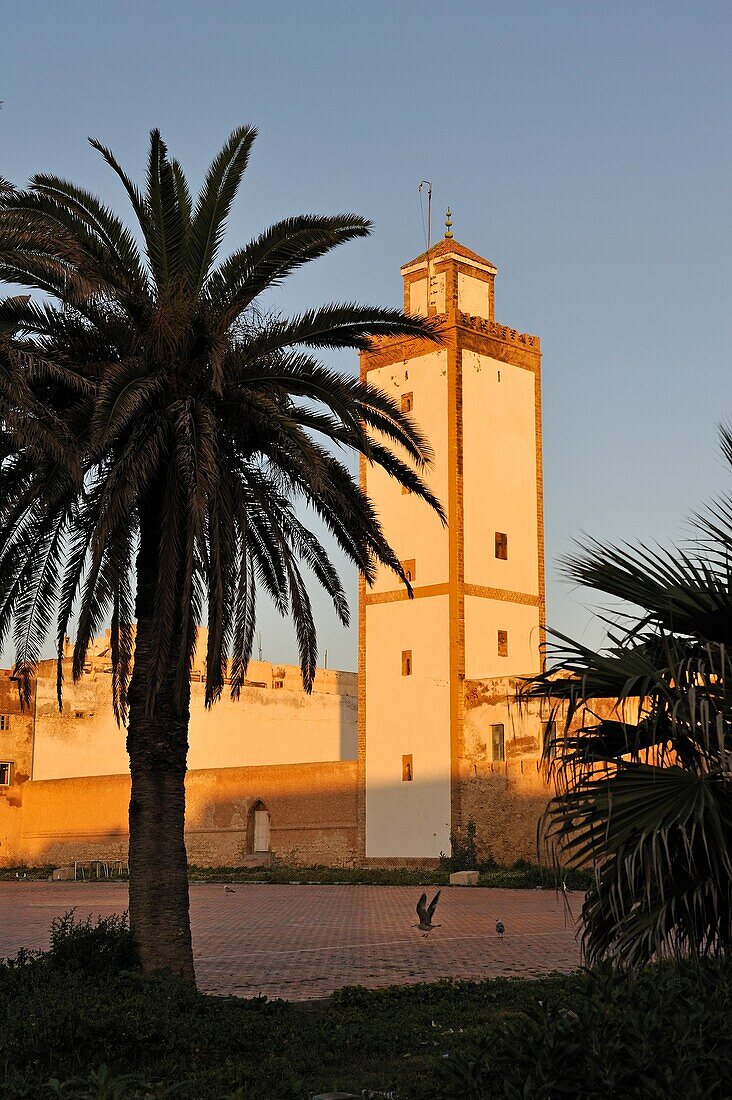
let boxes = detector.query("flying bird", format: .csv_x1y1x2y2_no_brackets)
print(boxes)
496,919,505,937
416,890,441,932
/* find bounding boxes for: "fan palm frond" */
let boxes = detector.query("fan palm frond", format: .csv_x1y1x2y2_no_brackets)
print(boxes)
527,428,732,968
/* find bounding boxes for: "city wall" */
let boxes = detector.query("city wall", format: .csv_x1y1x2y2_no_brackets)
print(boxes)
0,655,588,869
17,760,359,868
0,672,35,868
32,642,357,781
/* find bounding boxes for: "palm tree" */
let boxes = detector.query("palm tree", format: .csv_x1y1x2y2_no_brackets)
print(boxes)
525,429,732,969
0,127,444,980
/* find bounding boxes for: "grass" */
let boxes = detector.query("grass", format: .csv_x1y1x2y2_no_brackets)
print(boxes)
189,860,594,891
0,864,56,881
0,860,594,890
1,935,571,1098
2,912,731,1098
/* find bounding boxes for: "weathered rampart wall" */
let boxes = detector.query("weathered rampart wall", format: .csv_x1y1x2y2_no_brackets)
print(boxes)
17,760,359,868
0,672,35,867
460,676,554,863
32,650,357,782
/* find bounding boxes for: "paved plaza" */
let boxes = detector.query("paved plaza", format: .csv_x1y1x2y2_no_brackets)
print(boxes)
0,882,582,1000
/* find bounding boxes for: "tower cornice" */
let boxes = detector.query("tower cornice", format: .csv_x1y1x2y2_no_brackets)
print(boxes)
361,313,540,373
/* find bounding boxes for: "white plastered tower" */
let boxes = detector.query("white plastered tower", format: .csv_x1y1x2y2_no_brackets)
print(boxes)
358,230,544,860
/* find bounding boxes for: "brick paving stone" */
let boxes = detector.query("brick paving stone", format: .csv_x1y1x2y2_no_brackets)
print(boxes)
0,882,582,1000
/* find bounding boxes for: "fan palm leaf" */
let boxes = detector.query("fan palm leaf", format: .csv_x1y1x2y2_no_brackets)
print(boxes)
526,430,732,968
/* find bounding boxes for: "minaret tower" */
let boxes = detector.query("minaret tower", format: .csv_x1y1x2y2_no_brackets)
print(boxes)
358,219,544,859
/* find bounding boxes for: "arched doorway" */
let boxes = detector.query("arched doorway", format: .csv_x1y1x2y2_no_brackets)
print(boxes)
249,800,270,854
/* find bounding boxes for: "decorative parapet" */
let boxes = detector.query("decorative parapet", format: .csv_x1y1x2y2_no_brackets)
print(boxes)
360,311,540,371
458,311,539,350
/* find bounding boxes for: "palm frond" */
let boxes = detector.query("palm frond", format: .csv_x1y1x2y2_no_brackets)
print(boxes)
207,214,371,329
0,124,445,721
527,428,732,968
244,302,443,356
188,126,257,290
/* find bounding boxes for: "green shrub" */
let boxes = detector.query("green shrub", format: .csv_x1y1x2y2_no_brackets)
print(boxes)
0,918,561,1099
438,960,732,1099
45,911,138,975
0,910,138,986
188,862,449,887
0,864,54,881
440,818,480,871
2,919,731,1099
6,859,594,890
48,1064,162,1098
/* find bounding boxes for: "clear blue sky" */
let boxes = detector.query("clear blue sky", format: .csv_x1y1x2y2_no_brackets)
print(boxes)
2,1,731,670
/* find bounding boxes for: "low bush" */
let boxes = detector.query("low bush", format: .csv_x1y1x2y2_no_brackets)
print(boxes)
188,862,447,886
187,860,593,891
2,910,731,1098
0,864,54,881
439,818,483,872
2,859,594,890
438,960,732,1099
46,910,138,975
1,910,138,978
0,953,550,1098
47,1064,171,1098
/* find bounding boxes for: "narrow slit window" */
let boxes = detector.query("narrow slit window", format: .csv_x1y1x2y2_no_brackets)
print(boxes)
0,762,12,786
402,754,413,782
401,650,412,677
401,392,413,413
401,559,416,583
491,724,505,762
495,532,508,560
497,630,508,657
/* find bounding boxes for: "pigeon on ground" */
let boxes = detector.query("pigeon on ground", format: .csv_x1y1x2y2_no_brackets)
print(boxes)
224,885,235,893
496,919,505,937
416,890,441,932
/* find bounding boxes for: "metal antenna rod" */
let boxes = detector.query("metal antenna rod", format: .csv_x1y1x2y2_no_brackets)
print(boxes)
418,180,434,312
418,180,432,252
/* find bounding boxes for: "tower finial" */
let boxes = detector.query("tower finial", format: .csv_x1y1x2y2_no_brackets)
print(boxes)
444,208,453,239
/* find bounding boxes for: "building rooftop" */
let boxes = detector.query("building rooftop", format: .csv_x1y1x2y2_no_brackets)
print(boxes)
400,237,497,273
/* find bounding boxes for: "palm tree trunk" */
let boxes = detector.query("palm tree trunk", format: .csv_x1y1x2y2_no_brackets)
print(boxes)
126,498,195,981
